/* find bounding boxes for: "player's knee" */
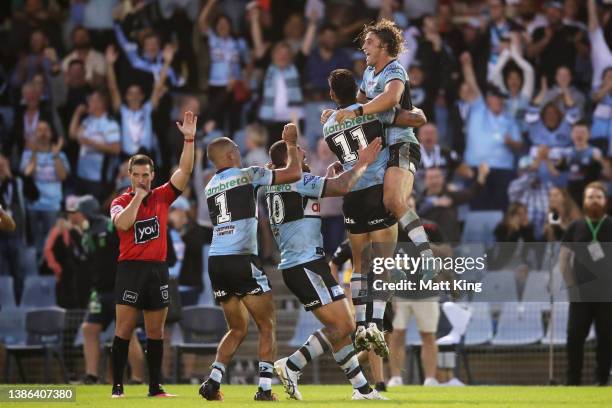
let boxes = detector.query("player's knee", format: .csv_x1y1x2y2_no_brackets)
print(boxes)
145,326,164,339
383,194,407,218
255,316,276,338
420,332,436,346
229,325,248,341
337,319,356,338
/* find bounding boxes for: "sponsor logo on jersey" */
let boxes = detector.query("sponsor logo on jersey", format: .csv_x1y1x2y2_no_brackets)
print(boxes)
160,284,169,301
323,114,378,137
206,175,251,196
305,299,321,308
134,217,160,244
123,290,138,303
215,225,235,236
247,287,262,295
266,184,292,193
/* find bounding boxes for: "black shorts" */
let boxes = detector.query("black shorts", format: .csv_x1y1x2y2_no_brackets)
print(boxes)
208,254,271,302
281,258,345,311
366,302,394,333
387,142,420,173
115,261,170,310
84,291,115,330
343,184,397,234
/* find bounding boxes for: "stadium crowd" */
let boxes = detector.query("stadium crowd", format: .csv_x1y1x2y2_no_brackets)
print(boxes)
0,0,612,387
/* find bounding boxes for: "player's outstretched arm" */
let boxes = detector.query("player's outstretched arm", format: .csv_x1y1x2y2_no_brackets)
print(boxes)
323,137,382,197
171,110,197,191
394,107,427,128
273,123,302,185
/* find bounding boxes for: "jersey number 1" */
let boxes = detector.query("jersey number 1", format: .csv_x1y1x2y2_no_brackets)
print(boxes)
332,126,368,163
215,193,232,224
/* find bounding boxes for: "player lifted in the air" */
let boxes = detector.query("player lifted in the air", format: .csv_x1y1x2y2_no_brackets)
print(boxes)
323,19,432,349
322,69,425,358
264,130,386,400
199,124,302,402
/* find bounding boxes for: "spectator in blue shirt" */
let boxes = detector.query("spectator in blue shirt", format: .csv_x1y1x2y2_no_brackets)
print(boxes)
68,91,121,202
114,23,183,89
590,67,612,155
460,52,523,210
106,45,171,161
20,120,69,258
526,77,581,148
198,0,252,137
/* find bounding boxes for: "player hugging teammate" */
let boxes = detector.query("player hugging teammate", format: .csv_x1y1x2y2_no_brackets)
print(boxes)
321,18,432,361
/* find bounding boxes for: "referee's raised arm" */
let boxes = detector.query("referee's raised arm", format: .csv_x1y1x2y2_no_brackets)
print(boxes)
171,110,197,191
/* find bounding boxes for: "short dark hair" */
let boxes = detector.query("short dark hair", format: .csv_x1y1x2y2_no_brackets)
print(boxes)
572,119,590,129
358,19,405,58
328,69,357,105
269,140,287,168
128,154,154,172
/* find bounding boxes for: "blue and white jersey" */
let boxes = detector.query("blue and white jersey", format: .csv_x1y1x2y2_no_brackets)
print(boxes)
207,29,249,87
322,103,391,192
206,166,274,256
359,60,418,145
77,114,120,182
264,173,326,269
119,101,154,155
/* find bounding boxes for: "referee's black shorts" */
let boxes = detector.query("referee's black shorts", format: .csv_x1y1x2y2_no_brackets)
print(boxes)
115,261,170,310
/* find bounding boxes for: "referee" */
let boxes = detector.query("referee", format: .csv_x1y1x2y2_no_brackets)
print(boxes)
109,111,197,398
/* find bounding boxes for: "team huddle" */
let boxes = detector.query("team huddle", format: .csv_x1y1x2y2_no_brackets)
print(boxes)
108,19,435,401
200,20,435,401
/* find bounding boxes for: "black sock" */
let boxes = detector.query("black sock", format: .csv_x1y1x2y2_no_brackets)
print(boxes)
111,336,130,386
358,384,372,394
146,338,164,391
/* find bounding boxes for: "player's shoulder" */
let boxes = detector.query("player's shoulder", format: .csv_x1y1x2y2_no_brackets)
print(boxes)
112,189,132,205
383,60,407,78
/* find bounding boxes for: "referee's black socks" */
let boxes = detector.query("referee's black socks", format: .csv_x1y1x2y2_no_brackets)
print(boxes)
146,338,164,392
111,336,130,387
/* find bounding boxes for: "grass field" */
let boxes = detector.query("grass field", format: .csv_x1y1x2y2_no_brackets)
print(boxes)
3,385,612,407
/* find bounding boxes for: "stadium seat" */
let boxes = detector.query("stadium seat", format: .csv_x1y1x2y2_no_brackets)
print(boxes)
541,302,569,345
0,275,16,309
472,271,519,313
4,307,67,383
20,276,56,308
491,303,544,346
19,246,39,277
464,303,494,346
460,211,503,244
172,305,226,383
288,308,323,348
522,271,550,303
0,307,27,346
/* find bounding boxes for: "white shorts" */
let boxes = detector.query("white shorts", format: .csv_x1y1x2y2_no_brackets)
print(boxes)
392,297,439,333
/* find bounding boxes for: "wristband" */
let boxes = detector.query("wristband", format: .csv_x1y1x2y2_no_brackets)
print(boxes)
353,105,364,117
184,139,195,143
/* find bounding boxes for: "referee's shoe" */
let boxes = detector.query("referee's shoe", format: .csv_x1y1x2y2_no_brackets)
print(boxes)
148,384,176,397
